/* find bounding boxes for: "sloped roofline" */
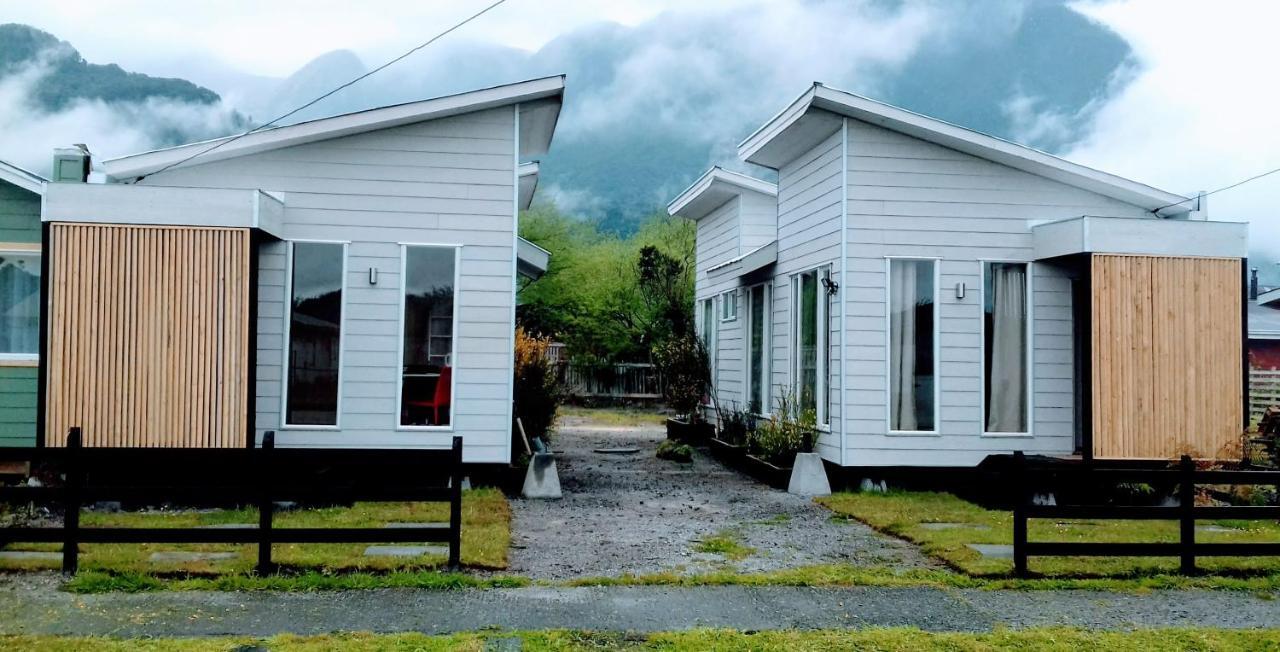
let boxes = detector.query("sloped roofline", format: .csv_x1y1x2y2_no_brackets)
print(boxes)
737,83,1193,217
0,160,47,195
103,75,566,181
667,166,777,220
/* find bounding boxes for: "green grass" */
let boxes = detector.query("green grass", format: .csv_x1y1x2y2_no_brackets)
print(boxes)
818,490,1280,580
692,529,755,560
5,628,1280,651
557,406,666,427
0,489,511,586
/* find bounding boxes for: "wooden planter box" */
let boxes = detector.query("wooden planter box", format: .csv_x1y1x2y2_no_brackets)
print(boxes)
742,454,792,490
708,437,747,462
666,418,714,442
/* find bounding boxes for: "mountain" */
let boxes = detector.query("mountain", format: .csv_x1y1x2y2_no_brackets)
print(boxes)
0,24,222,111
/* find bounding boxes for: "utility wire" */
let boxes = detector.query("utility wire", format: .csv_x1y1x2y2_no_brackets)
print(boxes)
1152,164,1280,214
132,0,509,183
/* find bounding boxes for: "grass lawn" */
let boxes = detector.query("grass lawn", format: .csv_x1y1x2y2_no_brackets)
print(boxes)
4,628,1280,651
819,490,1280,581
557,406,666,428
0,488,516,591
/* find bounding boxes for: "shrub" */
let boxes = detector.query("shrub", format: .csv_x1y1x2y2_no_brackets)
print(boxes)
747,389,816,467
656,440,694,463
513,328,564,454
653,332,710,423
716,403,754,446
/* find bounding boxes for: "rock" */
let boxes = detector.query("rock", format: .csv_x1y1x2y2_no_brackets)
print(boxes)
1032,492,1057,506
859,478,888,493
522,452,562,499
787,453,831,497
91,501,121,513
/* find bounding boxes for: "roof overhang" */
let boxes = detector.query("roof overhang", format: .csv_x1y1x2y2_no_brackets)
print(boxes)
1031,216,1247,261
1256,287,1280,308
516,236,550,280
707,240,777,279
739,83,1194,217
518,162,539,211
103,75,565,181
667,166,777,220
43,182,285,238
1248,302,1280,340
0,160,47,195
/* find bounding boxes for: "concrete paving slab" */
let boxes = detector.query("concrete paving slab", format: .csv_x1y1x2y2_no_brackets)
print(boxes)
148,551,239,563
384,522,449,529
966,543,1014,559
363,545,449,557
0,551,62,561
919,523,990,531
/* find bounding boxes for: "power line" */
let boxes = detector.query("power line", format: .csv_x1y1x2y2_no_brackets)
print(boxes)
132,0,509,183
1153,164,1280,214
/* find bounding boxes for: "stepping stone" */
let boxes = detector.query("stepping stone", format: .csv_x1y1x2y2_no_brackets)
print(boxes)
363,545,449,557
1197,525,1241,533
149,551,239,563
484,637,523,652
0,551,62,561
966,543,1014,559
384,522,449,529
198,523,254,529
920,522,990,531
593,447,640,455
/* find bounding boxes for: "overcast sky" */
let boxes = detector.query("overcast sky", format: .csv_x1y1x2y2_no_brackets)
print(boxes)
4,0,1280,257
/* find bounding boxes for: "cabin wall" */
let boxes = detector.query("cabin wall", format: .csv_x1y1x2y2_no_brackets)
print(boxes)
142,106,518,463
0,181,41,447
838,116,1154,467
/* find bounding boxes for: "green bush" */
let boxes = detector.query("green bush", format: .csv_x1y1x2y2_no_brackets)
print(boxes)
656,440,694,463
747,389,816,466
653,332,710,422
716,403,754,446
513,328,564,457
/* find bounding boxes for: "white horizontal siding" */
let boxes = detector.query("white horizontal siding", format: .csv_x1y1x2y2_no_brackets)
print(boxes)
142,106,518,463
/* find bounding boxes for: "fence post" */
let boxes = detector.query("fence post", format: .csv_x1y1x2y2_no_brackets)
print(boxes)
1179,454,1196,575
62,427,82,575
448,435,463,571
257,431,275,576
1012,450,1028,577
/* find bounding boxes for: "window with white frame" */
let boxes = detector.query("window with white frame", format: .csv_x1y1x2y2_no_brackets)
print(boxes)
720,290,737,321
983,262,1030,434
887,258,936,432
284,242,345,427
700,297,717,405
399,245,459,428
792,268,829,425
746,282,771,414
0,250,39,359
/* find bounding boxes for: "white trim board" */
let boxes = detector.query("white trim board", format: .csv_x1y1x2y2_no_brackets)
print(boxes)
739,83,1195,217
667,166,777,220
0,160,46,195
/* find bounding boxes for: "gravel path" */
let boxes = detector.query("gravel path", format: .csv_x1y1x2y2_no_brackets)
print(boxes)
0,575,1276,636
507,423,932,580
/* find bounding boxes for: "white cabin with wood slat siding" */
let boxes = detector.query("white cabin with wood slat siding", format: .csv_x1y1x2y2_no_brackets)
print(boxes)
676,82,1249,467
39,77,565,464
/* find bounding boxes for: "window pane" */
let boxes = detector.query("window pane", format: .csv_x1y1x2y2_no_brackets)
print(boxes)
286,243,344,426
400,246,456,427
824,269,835,426
798,271,818,413
749,285,765,413
888,259,935,431
985,262,1028,433
0,253,40,354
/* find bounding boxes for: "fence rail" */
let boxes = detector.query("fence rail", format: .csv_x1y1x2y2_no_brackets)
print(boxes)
560,362,662,399
1250,368,1280,422
1010,452,1280,576
0,428,463,575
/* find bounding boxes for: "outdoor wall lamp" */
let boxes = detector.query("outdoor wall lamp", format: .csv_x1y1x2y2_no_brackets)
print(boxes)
955,282,966,300
821,276,839,296
369,267,378,285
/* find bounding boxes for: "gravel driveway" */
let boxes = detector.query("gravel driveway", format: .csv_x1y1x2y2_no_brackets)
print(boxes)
507,421,933,580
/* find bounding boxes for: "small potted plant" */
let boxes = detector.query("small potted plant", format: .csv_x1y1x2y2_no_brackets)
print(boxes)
654,332,713,442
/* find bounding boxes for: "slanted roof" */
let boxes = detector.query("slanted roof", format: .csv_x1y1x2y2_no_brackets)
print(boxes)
738,83,1194,217
707,240,777,279
102,76,565,181
0,160,47,195
518,161,539,211
667,166,776,220
1257,287,1280,308
1250,301,1280,340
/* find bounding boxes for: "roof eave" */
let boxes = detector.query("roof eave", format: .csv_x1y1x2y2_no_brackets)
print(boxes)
103,75,566,181
667,166,777,220
0,160,48,195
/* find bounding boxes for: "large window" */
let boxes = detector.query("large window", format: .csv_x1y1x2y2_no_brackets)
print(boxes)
0,251,39,359
746,283,771,414
399,245,458,428
887,259,936,432
983,262,1030,434
792,268,829,425
284,242,345,427
700,297,716,406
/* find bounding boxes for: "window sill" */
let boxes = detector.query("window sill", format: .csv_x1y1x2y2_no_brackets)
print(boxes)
886,430,941,437
395,426,456,433
0,357,38,368
278,424,341,431
981,432,1034,438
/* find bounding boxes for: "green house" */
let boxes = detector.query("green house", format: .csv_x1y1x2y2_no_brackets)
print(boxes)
0,160,45,447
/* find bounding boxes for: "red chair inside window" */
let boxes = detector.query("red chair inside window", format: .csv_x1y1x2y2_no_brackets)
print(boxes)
408,366,452,425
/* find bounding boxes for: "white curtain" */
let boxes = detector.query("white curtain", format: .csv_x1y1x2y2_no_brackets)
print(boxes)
889,261,917,431
987,264,1028,432
0,256,39,354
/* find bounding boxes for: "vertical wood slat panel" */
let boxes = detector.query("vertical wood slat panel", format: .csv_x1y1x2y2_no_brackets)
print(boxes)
46,224,250,448
1092,254,1242,460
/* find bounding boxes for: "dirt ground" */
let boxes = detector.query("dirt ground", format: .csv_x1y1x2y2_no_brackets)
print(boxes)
507,418,934,580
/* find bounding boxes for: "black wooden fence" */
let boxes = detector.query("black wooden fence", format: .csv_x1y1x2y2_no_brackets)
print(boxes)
0,428,464,574
1011,451,1280,576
